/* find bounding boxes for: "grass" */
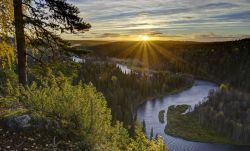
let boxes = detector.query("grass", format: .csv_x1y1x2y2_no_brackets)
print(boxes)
158,110,165,123
165,105,236,145
0,97,28,119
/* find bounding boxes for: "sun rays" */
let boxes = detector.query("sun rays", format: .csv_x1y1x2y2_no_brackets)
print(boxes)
141,35,150,41
114,40,188,70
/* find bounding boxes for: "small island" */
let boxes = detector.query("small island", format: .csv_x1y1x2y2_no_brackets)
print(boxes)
158,110,165,123
165,105,235,145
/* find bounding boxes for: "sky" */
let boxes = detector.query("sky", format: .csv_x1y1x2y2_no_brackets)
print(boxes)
63,0,250,41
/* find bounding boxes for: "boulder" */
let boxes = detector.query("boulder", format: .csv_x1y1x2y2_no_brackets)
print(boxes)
6,115,31,130
3,115,60,131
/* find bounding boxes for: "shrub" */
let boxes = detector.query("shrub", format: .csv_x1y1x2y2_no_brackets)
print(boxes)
0,69,18,95
18,80,111,149
6,72,168,150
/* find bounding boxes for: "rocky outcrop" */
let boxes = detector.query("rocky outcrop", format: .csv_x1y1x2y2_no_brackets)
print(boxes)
1,114,59,131
6,115,31,130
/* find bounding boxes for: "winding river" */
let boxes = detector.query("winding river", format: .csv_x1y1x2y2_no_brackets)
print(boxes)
136,80,250,151
115,64,250,151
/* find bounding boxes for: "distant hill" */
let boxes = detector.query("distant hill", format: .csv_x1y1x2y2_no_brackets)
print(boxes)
73,38,250,92
68,40,113,47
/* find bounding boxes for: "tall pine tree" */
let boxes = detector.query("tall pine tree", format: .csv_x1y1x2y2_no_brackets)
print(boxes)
12,0,90,84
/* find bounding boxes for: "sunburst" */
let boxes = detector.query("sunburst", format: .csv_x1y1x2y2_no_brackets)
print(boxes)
141,35,150,41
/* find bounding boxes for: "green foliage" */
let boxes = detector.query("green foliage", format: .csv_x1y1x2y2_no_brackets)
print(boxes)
28,62,80,86
128,125,167,151
177,39,250,92
19,0,91,65
76,62,193,128
3,71,168,150
194,89,250,145
165,105,234,144
0,0,14,33
19,80,112,149
0,41,14,68
0,69,18,95
0,0,14,68
219,83,229,91
111,75,118,83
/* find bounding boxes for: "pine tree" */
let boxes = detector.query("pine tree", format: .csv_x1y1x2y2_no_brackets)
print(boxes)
12,0,91,84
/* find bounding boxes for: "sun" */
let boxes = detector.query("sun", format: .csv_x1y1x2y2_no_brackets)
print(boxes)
141,35,150,41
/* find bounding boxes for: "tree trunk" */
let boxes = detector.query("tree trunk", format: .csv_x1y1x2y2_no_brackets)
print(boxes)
13,0,27,85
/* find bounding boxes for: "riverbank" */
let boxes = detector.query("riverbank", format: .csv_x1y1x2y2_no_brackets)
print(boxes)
165,105,239,145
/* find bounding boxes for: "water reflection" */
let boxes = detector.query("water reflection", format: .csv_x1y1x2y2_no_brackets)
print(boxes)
116,64,131,74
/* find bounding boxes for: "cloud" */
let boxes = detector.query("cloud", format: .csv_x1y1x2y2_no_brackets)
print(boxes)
64,0,250,41
198,2,239,10
90,7,190,21
99,33,122,38
194,32,233,39
191,32,250,41
158,34,183,38
211,10,250,20
183,16,194,19
146,32,163,36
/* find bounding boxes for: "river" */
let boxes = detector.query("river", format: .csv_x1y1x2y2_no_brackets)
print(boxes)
136,80,250,151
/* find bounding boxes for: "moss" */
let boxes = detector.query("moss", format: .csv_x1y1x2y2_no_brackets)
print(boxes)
165,105,236,145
